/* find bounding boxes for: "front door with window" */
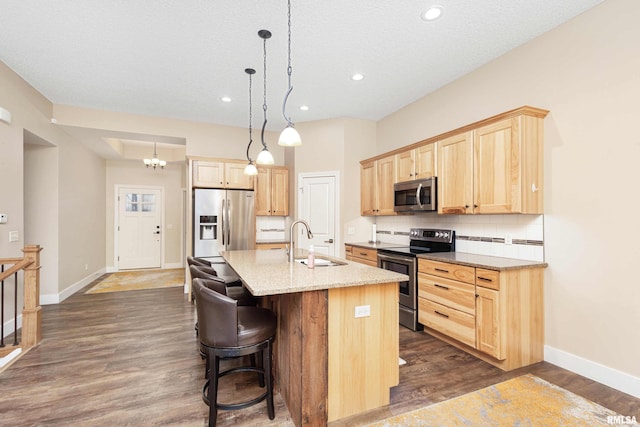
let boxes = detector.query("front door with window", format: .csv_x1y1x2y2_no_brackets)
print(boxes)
117,187,162,270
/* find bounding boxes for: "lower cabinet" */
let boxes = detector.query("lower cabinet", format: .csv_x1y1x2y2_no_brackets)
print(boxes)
345,245,378,267
418,258,543,371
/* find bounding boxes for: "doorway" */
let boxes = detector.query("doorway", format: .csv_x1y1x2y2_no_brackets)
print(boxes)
297,172,340,256
116,186,163,270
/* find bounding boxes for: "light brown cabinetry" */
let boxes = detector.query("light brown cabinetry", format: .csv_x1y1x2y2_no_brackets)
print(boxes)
395,144,436,183
437,112,545,214
256,166,289,216
345,245,378,267
360,155,396,216
193,159,254,189
418,258,544,371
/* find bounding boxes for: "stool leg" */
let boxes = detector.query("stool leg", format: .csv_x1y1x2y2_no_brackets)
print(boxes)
263,341,275,420
208,354,220,427
256,351,265,388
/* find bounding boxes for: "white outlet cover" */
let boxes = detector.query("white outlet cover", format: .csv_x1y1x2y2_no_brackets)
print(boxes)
0,214,7,223
354,305,371,318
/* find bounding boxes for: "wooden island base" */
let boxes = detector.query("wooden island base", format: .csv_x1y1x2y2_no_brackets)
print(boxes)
267,282,399,426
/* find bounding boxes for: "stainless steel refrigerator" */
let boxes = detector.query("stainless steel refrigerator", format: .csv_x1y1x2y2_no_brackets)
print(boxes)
193,188,255,262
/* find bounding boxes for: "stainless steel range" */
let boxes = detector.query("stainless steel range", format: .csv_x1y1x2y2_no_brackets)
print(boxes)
377,228,455,331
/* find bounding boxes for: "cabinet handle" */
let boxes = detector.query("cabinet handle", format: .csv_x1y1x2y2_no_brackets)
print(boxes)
474,204,478,208
434,310,449,318
359,252,367,256
434,284,449,290
477,276,493,282
465,205,470,208
475,294,479,298
434,268,449,273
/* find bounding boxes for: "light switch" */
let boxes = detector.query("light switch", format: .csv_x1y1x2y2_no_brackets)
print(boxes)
9,230,19,242
0,214,7,223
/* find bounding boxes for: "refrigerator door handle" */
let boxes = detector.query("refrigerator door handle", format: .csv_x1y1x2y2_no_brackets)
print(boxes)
226,198,231,246
221,199,225,246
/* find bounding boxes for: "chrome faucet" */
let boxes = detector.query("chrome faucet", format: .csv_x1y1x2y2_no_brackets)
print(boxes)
288,219,314,262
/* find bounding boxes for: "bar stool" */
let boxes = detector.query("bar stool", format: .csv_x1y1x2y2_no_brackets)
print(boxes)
193,279,276,427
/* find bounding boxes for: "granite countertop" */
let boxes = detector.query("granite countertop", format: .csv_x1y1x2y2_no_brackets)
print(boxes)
221,249,409,296
417,252,548,271
346,241,408,250
255,240,288,245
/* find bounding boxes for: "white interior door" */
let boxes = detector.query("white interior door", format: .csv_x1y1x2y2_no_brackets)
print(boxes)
117,187,162,270
297,173,338,256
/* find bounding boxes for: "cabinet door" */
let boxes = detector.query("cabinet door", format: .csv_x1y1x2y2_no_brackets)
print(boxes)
437,132,473,214
193,160,225,188
255,167,271,215
360,160,378,216
395,150,415,183
474,118,520,214
270,168,289,216
415,144,436,179
376,155,396,215
225,161,254,189
475,286,505,360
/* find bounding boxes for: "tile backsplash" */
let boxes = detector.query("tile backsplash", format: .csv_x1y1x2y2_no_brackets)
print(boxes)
375,214,544,262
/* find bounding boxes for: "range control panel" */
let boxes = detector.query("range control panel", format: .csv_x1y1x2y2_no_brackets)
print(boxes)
409,228,454,243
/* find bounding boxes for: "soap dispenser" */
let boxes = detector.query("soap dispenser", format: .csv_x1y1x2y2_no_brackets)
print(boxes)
307,245,315,269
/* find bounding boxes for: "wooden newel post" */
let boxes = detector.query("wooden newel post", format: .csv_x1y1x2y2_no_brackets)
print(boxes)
21,245,42,349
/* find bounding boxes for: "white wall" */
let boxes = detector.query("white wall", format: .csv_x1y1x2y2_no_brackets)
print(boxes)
375,0,640,395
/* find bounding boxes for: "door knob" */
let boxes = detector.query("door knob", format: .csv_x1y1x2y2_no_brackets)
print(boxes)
324,238,334,243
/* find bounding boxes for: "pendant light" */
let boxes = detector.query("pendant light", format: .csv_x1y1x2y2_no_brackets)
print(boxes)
256,29,275,165
278,0,302,147
143,142,167,170
243,68,258,176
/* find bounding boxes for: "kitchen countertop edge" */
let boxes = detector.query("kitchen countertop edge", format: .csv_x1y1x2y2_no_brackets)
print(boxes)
417,252,548,271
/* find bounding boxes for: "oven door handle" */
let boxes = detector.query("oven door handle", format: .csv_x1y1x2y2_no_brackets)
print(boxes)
377,252,416,264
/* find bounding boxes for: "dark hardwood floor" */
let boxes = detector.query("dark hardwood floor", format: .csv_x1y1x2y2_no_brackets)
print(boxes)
1,282,638,426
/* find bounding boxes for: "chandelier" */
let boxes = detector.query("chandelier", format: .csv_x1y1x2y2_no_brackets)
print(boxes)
143,142,166,169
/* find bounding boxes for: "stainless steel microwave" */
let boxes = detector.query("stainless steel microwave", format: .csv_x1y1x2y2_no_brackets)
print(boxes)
394,177,437,212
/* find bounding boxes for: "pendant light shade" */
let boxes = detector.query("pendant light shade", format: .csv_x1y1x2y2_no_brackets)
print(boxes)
143,142,167,169
278,125,302,147
278,0,302,147
256,29,275,165
243,68,259,176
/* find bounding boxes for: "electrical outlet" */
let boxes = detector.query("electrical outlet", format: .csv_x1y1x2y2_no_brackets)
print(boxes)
354,305,371,318
505,233,513,245
0,214,7,223
9,230,19,242
85,264,89,271
347,227,355,235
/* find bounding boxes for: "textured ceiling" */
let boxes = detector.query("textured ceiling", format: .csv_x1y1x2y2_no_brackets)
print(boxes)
1,0,602,134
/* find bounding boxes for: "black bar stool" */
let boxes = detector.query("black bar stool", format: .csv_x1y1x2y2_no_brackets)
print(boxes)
193,279,276,427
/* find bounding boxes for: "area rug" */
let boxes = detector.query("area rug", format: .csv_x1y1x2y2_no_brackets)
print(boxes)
85,268,184,294
367,374,638,427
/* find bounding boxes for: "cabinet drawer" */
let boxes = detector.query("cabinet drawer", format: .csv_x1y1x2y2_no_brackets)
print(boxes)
350,247,378,263
476,268,500,290
347,256,378,267
418,273,476,315
418,298,476,348
418,259,475,284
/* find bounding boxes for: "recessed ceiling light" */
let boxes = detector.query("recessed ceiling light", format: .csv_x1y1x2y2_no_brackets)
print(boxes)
351,73,364,81
300,105,309,111
421,5,443,21
221,96,232,102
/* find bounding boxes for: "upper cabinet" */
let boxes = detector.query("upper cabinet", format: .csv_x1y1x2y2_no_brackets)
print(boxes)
438,112,545,214
193,159,254,190
395,143,436,183
361,155,396,216
256,166,289,216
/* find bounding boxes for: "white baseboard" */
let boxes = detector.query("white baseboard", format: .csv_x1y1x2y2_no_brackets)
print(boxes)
2,314,22,340
40,268,107,305
164,262,183,269
545,345,640,399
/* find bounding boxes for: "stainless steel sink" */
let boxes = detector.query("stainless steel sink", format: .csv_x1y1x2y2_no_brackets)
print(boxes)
295,257,347,267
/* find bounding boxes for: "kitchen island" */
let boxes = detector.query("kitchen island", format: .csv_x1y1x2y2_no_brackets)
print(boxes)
221,249,408,426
